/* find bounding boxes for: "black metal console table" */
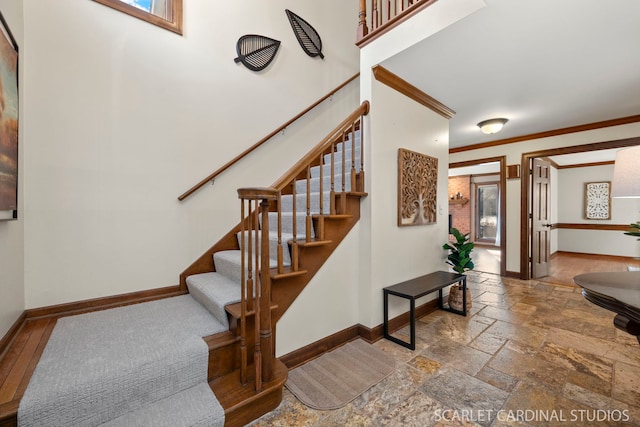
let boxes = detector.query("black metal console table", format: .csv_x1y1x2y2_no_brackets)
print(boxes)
383,271,467,350
574,271,640,345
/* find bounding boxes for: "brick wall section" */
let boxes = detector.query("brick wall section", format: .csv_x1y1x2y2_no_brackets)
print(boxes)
448,176,471,235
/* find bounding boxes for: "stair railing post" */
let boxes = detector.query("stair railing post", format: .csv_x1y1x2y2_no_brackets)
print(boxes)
252,205,262,392
305,165,312,242
239,199,248,386
259,198,274,383
350,123,357,194
290,181,299,271
340,132,347,213
357,0,368,40
330,142,336,215
237,187,278,392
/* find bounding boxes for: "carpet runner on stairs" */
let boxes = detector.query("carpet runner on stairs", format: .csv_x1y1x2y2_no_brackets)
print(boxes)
18,295,226,427
186,142,360,319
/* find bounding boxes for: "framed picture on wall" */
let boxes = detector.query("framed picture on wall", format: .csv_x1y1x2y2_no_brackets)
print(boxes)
0,10,18,220
584,181,611,220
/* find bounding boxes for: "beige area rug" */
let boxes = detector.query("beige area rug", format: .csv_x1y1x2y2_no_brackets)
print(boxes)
285,339,396,410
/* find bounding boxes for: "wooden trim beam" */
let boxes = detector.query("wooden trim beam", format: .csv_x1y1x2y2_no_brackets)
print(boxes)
557,160,615,169
555,223,632,231
372,65,455,119
450,114,640,154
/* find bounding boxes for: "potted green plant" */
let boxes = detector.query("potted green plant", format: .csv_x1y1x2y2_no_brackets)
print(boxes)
442,227,475,274
624,222,640,240
442,227,474,311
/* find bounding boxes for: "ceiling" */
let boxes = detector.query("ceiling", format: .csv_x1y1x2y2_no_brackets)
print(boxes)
382,0,640,150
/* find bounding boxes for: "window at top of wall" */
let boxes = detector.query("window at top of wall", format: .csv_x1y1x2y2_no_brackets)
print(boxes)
93,0,183,35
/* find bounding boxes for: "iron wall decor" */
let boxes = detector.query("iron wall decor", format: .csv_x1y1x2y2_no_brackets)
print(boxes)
234,34,281,71
0,10,18,220
398,148,438,226
285,9,324,59
584,181,611,220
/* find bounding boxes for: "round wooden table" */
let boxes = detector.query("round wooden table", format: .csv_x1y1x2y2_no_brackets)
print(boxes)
573,271,640,345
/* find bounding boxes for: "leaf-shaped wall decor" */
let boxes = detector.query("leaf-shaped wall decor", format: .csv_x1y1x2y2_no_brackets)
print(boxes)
285,9,324,59
234,34,281,72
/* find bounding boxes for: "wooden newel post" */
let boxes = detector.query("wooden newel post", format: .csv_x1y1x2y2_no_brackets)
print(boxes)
357,0,368,40
259,197,274,383
238,187,278,390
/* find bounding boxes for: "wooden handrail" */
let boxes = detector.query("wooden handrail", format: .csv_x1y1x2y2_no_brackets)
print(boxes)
272,101,370,191
178,73,360,202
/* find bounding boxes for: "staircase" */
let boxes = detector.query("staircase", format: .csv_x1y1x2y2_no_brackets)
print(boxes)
180,101,369,426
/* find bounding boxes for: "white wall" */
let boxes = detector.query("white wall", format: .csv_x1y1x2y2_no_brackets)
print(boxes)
557,164,639,256
0,0,24,338
353,0,481,330
19,0,360,310
360,78,449,328
450,122,640,273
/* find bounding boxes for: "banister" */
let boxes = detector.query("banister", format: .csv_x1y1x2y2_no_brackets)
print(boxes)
178,73,360,202
356,0,438,47
272,100,370,191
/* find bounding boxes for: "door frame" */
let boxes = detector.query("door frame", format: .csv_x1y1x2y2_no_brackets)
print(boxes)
450,156,506,277
519,136,640,279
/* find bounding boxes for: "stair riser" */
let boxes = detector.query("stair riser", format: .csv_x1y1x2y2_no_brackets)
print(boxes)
266,211,316,238
323,148,361,164
310,162,361,179
236,232,292,267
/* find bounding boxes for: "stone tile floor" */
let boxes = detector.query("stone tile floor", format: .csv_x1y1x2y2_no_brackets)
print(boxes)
249,271,640,426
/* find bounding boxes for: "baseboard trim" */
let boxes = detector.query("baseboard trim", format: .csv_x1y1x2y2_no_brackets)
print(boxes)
504,270,520,278
25,285,186,320
280,299,439,369
0,311,26,360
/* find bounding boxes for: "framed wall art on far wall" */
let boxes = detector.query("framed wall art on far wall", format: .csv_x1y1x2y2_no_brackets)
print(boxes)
584,181,611,220
0,10,18,221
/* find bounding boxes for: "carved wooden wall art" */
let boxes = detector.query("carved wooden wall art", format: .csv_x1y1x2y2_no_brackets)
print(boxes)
398,148,438,226
584,181,611,220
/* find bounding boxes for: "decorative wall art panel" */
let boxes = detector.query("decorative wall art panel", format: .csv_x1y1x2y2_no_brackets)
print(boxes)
0,11,18,220
398,148,437,226
234,34,281,71
584,181,611,220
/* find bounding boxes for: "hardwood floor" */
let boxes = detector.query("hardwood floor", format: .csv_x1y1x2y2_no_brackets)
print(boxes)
538,251,640,287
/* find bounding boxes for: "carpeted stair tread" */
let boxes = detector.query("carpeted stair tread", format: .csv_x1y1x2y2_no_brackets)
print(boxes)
295,174,355,193
213,249,285,284
18,295,226,427
100,382,224,427
187,272,241,329
235,230,293,267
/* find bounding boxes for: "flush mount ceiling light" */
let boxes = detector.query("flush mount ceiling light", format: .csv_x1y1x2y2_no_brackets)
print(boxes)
477,118,508,135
